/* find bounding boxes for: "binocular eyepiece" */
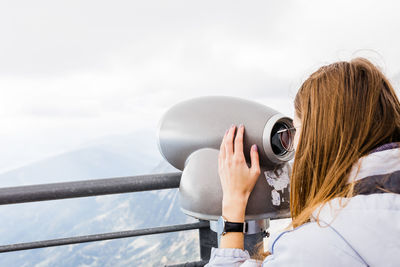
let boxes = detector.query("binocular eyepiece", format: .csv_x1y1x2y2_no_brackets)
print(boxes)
271,121,296,156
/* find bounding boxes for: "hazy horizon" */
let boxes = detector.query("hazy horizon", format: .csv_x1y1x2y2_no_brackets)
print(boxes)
1,0,400,176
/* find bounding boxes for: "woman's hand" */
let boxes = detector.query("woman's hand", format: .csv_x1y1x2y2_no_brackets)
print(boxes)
218,124,261,222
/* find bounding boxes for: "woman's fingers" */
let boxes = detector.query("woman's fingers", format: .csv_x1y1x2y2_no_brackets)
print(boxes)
218,130,228,181
219,129,228,160
225,125,235,156
219,124,261,199
234,124,244,157
250,144,261,176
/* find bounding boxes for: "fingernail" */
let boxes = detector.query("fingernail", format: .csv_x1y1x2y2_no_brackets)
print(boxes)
252,144,258,151
231,124,235,129
239,124,244,128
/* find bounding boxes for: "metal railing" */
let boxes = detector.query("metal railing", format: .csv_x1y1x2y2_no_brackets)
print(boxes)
0,172,182,205
0,172,216,267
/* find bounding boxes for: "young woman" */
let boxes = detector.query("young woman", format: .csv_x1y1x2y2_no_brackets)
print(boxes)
206,58,400,266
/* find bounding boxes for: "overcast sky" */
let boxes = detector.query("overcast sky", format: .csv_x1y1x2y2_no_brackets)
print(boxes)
0,0,400,173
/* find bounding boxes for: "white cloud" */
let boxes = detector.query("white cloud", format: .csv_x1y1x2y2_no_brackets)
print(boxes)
0,0,399,172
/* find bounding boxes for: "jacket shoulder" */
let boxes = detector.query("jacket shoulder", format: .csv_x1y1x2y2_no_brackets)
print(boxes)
264,222,366,267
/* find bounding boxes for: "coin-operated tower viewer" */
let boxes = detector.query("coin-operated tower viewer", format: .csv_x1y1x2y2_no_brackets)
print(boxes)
157,96,294,253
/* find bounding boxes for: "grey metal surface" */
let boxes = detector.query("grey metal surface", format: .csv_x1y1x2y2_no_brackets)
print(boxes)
179,148,290,220
157,96,294,171
0,221,209,253
0,172,181,205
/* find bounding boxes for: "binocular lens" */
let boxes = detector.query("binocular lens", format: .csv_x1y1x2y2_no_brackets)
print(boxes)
271,122,294,155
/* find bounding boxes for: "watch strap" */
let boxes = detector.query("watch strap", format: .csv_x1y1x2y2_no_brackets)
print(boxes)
224,221,247,234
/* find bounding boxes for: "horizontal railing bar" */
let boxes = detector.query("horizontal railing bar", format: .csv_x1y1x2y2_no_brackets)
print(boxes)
166,260,208,267
0,172,182,205
0,221,210,253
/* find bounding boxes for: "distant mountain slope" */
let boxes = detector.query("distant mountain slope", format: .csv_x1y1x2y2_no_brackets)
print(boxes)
0,128,200,267
0,128,164,187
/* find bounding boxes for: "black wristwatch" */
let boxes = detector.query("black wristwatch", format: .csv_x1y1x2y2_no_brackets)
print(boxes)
217,216,248,236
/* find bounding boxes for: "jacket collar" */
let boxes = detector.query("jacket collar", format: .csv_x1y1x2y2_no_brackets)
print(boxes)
348,142,400,183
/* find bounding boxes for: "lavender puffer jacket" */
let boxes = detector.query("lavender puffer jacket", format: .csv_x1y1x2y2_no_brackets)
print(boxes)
205,144,400,267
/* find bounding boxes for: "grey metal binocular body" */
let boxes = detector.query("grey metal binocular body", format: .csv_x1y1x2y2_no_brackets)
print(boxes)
157,96,293,221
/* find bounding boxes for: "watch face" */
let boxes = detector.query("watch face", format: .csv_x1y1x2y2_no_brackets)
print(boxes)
217,216,225,235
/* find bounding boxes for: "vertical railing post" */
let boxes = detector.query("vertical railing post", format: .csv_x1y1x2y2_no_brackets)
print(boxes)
244,232,267,256
198,219,217,263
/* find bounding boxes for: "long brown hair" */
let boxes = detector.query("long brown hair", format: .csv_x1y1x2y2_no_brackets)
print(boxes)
253,57,400,261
